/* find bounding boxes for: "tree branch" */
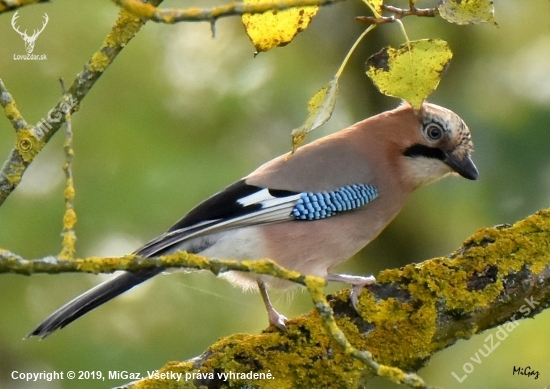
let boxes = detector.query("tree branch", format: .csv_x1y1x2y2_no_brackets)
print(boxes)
2,248,430,387
58,79,77,260
114,0,346,24
356,3,437,25
0,79,29,132
5,207,550,387
0,0,46,14
112,209,550,388
0,2,163,206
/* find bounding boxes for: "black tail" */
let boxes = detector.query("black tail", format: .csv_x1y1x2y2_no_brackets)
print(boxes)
27,207,205,339
27,267,163,339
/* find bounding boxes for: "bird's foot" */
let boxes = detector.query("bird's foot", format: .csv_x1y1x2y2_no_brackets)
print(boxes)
267,307,288,331
258,279,288,331
326,273,376,312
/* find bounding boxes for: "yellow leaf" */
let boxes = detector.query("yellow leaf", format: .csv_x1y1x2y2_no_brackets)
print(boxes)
438,0,497,26
362,0,383,16
242,0,318,53
366,39,453,109
291,77,339,153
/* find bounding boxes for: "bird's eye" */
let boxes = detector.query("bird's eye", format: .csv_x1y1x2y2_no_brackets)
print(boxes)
425,123,443,141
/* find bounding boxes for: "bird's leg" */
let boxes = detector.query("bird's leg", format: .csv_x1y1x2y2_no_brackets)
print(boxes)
326,274,376,312
257,279,288,331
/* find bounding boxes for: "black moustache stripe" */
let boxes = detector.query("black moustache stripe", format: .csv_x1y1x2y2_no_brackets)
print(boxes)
403,144,446,161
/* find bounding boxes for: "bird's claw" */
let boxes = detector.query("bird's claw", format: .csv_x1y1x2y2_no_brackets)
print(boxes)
268,310,288,331
326,273,376,313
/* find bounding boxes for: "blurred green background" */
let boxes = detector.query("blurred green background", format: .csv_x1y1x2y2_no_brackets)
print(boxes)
0,0,549,388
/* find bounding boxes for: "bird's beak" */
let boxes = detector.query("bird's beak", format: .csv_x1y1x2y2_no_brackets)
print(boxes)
443,151,479,180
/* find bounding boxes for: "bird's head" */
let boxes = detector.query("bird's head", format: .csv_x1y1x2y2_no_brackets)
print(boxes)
397,102,478,188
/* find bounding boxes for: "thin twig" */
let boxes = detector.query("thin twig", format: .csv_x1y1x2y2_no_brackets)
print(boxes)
59,78,77,260
0,0,45,14
356,4,437,25
382,4,437,18
0,79,29,132
0,2,163,207
114,0,345,24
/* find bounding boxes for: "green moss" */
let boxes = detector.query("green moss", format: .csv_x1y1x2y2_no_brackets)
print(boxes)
105,9,144,48
8,209,550,388
3,99,22,122
64,179,75,200
15,129,44,162
76,255,135,274
164,251,210,269
6,171,23,186
89,52,110,73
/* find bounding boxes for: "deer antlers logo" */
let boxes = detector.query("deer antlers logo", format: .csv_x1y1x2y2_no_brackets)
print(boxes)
11,11,49,54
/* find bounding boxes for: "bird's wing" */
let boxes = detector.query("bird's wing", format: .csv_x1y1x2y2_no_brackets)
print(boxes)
137,179,378,257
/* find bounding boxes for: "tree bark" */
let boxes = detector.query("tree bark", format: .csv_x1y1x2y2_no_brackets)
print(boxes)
115,209,550,389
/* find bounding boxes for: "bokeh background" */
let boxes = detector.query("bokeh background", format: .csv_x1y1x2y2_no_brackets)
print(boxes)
0,0,549,388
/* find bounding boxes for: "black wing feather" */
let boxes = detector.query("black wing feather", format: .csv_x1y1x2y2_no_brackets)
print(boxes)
168,179,264,231
27,179,300,338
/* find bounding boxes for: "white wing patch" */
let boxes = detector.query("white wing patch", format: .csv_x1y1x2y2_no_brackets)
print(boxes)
137,184,377,257
138,189,301,256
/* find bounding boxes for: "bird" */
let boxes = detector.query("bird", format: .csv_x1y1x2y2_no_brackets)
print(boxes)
27,102,478,338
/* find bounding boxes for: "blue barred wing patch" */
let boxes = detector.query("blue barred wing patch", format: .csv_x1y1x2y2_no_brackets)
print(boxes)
291,184,378,221
139,181,378,257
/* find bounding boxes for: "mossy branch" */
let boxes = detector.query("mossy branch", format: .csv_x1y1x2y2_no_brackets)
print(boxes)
58,79,77,260
0,1,163,206
114,0,346,24
0,250,302,279
0,0,46,14
111,209,550,388
4,209,550,387
0,248,428,387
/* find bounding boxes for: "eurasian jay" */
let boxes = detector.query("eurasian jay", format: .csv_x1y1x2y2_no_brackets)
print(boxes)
28,102,478,338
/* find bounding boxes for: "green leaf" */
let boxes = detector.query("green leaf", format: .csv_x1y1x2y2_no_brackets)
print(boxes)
366,39,453,109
